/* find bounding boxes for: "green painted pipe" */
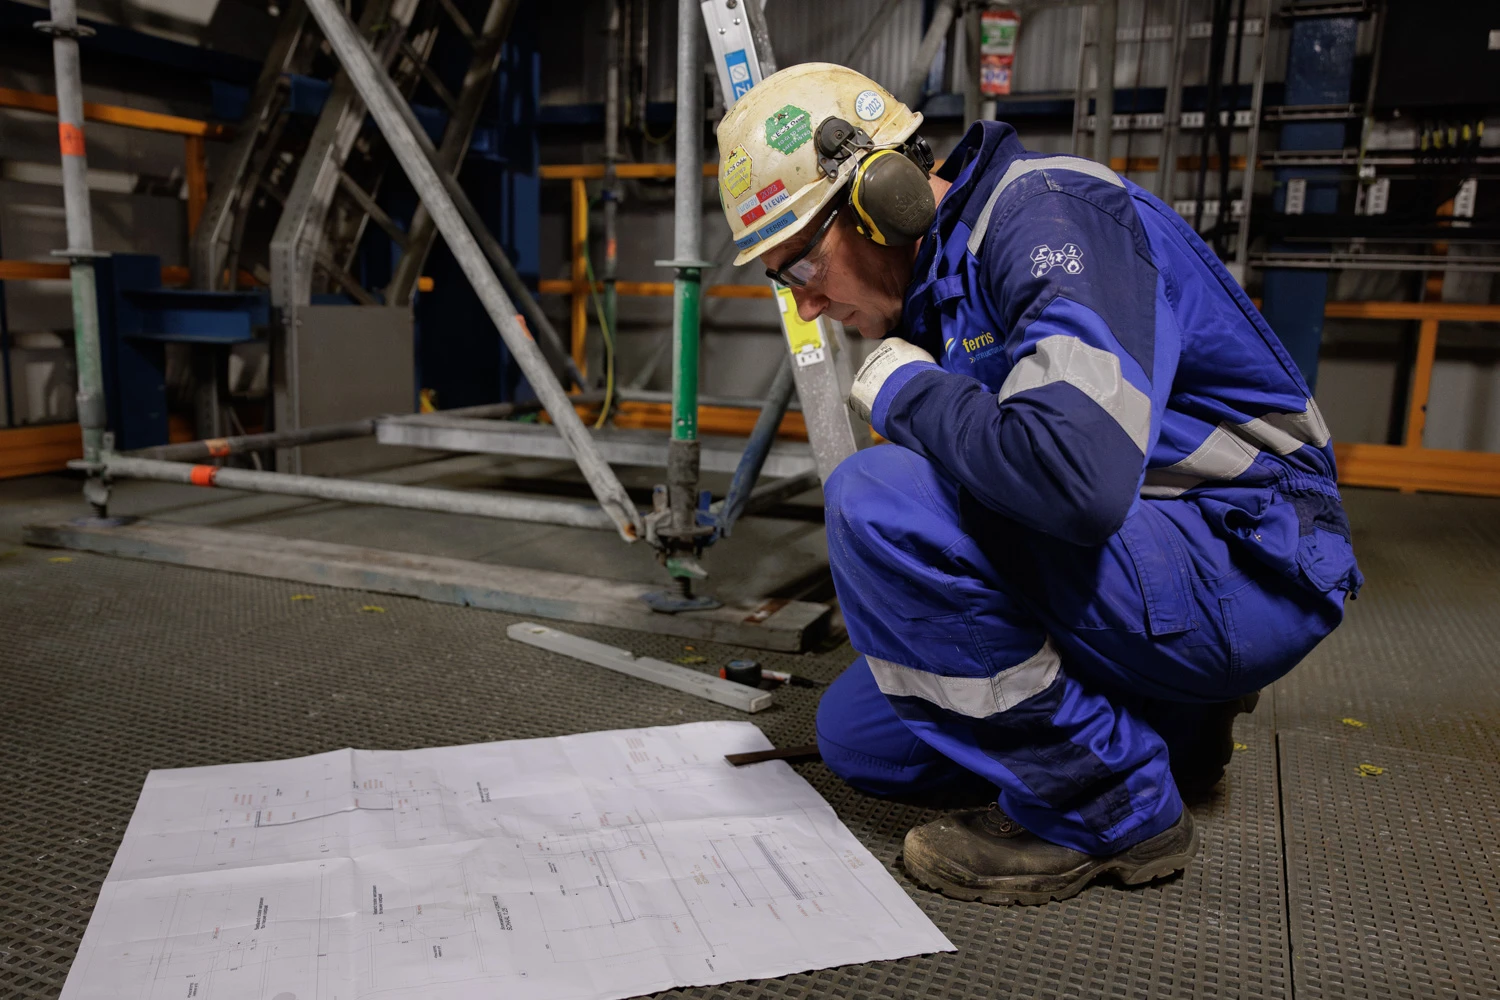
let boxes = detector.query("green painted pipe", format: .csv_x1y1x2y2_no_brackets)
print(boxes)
670,267,701,442
69,261,106,464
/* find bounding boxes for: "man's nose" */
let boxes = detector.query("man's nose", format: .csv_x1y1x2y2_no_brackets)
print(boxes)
791,286,827,323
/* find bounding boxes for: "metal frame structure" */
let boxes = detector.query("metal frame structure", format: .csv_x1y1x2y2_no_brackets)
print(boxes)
15,0,1500,664
24,0,848,649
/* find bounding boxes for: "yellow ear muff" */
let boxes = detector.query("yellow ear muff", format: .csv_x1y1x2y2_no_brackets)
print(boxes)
850,148,937,247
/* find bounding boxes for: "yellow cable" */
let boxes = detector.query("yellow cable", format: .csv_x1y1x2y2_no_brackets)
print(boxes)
582,249,615,430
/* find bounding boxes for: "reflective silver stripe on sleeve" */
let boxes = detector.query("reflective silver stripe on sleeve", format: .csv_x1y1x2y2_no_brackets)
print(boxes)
1146,425,1259,488
1237,399,1331,455
1139,399,1330,497
867,639,1062,719
998,335,1153,453
967,156,1125,255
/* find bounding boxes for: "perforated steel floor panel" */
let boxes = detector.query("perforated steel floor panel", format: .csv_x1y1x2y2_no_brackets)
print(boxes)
4,477,1499,999
1279,732,1500,1000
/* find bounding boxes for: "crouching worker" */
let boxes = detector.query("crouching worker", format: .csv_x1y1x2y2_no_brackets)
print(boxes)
715,65,1362,904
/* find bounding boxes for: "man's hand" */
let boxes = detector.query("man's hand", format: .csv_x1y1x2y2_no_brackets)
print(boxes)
847,338,937,425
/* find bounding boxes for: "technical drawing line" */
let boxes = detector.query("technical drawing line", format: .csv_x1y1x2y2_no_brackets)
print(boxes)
253,804,395,828
639,813,716,958
799,805,902,925
753,836,806,902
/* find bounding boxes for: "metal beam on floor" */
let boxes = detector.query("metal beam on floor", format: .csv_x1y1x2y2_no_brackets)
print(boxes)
22,518,834,652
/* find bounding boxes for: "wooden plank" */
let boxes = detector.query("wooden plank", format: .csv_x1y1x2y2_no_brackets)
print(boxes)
0,261,257,287
1403,319,1441,449
184,135,208,237
538,279,773,300
0,423,82,449
0,87,230,138
1323,300,1500,322
0,424,81,479
570,177,589,378
22,519,834,652
0,260,70,281
539,163,717,180
1335,442,1500,497
569,400,810,440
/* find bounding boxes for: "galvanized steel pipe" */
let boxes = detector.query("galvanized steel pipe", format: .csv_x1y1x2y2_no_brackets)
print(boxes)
716,354,795,535
39,0,108,512
666,0,706,541
93,455,624,531
1093,0,1119,168
603,0,621,353
131,419,376,463
901,0,958,110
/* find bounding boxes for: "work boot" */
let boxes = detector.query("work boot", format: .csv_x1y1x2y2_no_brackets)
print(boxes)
1168,690,1261,799
902,803,1197,905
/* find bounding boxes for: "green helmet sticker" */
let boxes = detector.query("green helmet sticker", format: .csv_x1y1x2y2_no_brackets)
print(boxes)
764,105,813,155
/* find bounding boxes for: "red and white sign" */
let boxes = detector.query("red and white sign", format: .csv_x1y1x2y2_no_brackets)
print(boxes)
738,179,790,226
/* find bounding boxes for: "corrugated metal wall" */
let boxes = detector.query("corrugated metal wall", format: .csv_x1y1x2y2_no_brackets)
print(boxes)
539,1,1284,108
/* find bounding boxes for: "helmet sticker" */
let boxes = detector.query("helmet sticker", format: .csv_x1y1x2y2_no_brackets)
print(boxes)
737,178,789,226
722,145,753,199
764,105,813,155
733,209,798,250
854,90,886,121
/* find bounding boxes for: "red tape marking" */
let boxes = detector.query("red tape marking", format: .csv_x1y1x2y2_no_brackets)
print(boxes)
204,438,231,457
188,465,218,487
58,123,85,157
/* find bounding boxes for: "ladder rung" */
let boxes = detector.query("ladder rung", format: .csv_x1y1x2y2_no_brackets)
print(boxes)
432,0,477,45
337,170,412,250
314,248,378,305
400,40,459,112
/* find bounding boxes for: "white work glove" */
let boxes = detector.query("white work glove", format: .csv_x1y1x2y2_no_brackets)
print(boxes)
847,338,937,427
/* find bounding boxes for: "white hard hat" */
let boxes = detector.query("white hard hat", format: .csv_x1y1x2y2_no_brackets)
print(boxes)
715,62,923,266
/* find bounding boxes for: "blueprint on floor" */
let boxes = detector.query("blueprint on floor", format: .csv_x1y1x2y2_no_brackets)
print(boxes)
60,721,954,1000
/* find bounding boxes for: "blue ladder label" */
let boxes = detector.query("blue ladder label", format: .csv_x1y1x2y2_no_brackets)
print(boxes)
724,48,756,100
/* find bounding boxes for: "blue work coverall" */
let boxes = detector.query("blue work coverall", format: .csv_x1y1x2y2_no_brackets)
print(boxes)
816,122,1363,855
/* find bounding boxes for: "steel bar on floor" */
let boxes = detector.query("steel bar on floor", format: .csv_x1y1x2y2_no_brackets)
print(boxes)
89,455,626,531
299,0,640,540
20,518,834,650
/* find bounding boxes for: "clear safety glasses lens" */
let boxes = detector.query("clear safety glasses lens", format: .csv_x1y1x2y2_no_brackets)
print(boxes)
766,200,843,288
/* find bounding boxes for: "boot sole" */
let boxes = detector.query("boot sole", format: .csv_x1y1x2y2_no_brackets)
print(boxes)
902,816,1199,906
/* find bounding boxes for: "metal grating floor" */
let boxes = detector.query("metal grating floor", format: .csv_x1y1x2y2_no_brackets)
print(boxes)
3,474,1499,998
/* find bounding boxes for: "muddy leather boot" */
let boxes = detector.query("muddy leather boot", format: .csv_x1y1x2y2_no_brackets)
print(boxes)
902,803,1198,905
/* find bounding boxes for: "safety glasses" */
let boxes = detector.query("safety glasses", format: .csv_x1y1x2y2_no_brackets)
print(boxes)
765,198,843,288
